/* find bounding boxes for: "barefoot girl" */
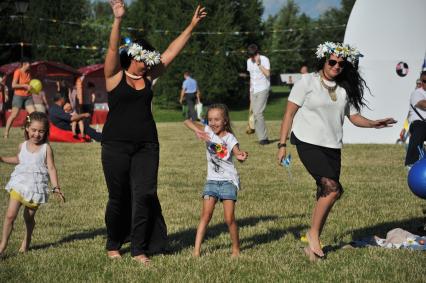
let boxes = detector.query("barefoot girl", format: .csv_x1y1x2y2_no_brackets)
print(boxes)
184,104,248,257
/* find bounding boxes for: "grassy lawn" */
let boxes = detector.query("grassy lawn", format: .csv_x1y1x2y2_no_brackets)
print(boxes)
0,121,425,282
153,85,291,122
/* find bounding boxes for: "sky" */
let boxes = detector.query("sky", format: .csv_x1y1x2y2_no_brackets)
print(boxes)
107,0,342,20
262,0,341,20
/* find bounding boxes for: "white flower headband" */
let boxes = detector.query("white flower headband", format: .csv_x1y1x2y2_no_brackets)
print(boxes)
127,43,161,66
316,41,362,65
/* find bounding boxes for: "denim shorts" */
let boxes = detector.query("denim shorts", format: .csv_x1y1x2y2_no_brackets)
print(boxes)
203,180,237,202
12,95,33,109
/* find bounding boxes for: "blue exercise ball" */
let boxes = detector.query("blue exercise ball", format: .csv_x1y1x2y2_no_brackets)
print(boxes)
407,158,426,199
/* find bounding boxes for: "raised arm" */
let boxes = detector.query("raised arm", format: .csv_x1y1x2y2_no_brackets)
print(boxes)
184,119,210,141
349,114,396,128
161,6,206,67
104,0,125,80
148,6,206,79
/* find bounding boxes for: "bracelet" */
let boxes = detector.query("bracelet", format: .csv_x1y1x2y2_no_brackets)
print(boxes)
51,186,60,193
277,143,287,149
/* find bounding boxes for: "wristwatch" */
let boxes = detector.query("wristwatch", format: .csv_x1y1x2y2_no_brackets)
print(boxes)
277,143,287,149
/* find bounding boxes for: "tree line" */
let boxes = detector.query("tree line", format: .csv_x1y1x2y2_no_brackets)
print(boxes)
0,0,355,108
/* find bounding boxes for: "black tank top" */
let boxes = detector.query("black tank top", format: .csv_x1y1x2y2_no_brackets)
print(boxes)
102,72,158,143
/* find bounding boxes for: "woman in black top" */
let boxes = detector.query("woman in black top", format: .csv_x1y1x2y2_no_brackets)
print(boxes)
103,0,206,264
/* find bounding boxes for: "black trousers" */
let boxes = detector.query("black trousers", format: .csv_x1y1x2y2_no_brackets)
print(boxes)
185,92,197,121
101,141,167,256
405,120,426,166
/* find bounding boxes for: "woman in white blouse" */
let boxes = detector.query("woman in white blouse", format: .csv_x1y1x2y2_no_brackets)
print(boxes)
277,42,396,260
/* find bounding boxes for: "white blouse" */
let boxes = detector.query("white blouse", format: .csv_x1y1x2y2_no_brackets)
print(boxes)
288,73,358,149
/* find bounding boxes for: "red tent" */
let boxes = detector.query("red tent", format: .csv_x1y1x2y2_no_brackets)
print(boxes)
0,61,80,126
78,64,107,104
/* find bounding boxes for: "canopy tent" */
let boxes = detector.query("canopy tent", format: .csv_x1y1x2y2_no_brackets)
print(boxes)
0,61,81,107
78,64,107,104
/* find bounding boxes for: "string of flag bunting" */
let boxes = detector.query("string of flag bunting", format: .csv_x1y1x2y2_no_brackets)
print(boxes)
3,15,346,35
0,42,318,55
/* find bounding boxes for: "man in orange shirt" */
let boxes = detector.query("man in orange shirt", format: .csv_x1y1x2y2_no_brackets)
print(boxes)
4,58,35,138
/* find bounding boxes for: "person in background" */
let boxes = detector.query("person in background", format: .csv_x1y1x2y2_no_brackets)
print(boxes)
4,58,35,139
32,90,49,113
49,92,100,142
180,71,201,121
405,71,426,168
246,43,271,145
0,73,9,114
300,64,309,74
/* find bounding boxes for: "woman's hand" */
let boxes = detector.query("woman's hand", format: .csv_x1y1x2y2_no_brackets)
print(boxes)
109,0,125,19
277,147,286,166
190,5,207,27
372,118,397,128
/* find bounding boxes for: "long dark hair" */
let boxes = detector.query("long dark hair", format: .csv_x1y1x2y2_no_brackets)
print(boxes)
206,104,234,135
119,38,157,70
24,111,50,144
316,57,369,112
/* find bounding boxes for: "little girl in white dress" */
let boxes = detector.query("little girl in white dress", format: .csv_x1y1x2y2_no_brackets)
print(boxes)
0,112,64,256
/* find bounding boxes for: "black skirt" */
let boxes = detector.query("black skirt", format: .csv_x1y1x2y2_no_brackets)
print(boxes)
291,132,341,183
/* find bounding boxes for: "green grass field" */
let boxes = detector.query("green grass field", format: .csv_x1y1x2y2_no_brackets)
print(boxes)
153,85,291,122
0,120,425,282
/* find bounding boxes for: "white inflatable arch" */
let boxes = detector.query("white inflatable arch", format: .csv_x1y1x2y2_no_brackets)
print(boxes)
343,0,426,143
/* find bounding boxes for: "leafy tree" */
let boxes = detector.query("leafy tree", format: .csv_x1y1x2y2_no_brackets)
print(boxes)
268,0,306,74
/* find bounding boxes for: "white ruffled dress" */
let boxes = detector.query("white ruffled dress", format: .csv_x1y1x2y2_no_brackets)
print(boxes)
5,141,49,204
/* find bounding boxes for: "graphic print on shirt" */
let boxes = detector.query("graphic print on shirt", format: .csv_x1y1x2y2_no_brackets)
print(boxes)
207,141,229,174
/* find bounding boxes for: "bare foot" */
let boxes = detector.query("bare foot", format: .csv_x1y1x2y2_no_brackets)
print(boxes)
107,250,122,259
304,247,321,262
132,254,150,265
19,241,29,253
231,251,240,258
306,231,325,257
192,251,200,257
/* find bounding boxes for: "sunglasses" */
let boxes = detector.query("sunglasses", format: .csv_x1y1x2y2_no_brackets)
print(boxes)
422,79,426,83
328,59,345,68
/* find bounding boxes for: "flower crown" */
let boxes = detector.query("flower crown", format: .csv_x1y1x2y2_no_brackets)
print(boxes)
316,42,362,64
127,43,161,66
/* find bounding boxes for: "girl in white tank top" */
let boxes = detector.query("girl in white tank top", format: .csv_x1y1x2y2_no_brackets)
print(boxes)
0,112,64,256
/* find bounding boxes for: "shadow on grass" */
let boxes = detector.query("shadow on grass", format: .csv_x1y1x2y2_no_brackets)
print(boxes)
31,228,106,251
168,214,308,254
324,216,425,253
29,214,310,254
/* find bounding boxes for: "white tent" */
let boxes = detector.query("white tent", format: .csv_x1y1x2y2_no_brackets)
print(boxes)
343,0,426,143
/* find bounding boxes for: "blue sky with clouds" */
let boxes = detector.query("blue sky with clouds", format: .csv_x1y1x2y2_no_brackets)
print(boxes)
108,0,341,20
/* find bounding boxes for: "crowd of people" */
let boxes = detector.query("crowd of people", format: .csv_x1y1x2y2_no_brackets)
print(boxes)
4,0,424,265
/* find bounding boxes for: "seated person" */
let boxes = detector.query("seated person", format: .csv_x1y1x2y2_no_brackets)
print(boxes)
49,92,102,142
64,101,85,139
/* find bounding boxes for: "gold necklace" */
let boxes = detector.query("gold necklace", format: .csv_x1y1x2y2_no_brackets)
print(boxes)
125,70,143,80
319,71,337,101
